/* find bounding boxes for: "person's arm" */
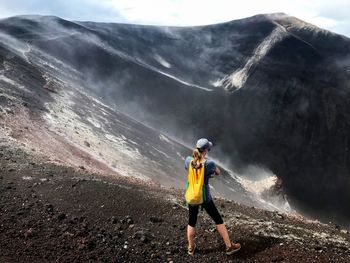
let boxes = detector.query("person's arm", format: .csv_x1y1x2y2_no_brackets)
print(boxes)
184,156,191,171
214,166,221,176
207,160,220,177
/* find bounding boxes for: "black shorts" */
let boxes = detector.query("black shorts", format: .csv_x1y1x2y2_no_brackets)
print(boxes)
188,200,224,227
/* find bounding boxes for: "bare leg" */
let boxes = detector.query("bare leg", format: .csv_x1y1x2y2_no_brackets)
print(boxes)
187,225,196,248
216,224,231,248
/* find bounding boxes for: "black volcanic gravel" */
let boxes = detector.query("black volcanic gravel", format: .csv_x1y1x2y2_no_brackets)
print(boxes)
0,142,350,262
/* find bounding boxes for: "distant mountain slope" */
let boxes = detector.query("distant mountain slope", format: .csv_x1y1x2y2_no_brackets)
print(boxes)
1,13,350,227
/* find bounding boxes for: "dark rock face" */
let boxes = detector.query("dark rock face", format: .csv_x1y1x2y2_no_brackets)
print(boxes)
1,13,350,225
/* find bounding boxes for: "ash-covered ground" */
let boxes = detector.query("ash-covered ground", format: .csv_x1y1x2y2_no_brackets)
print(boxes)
1,140,350,262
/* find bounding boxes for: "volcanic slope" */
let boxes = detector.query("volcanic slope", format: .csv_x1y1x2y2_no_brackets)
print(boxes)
1,13,350,227
0,13,350,262
0,40,257,209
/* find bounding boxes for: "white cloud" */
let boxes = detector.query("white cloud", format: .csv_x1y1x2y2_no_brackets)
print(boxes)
308,16,339,28
104,0,350,37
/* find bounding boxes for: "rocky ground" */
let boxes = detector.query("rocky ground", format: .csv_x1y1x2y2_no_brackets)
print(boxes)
1,140,350,263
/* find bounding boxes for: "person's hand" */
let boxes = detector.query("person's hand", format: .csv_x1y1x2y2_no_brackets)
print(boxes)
214,167,221,175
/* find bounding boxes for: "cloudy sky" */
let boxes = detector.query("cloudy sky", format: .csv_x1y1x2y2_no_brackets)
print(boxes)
0,0,349,37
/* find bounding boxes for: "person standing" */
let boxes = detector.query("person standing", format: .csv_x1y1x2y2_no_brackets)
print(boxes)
185,138,241,255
